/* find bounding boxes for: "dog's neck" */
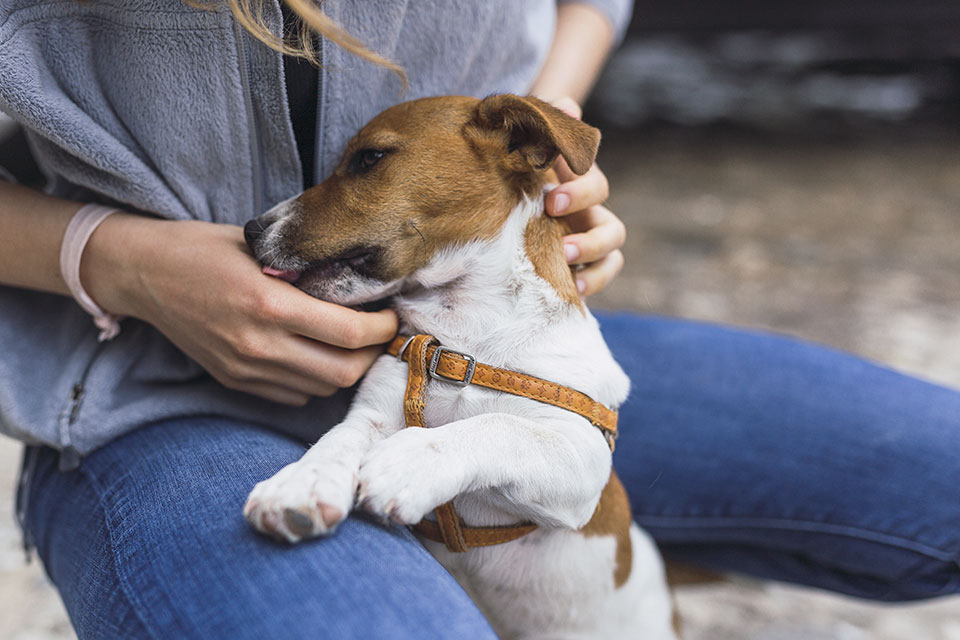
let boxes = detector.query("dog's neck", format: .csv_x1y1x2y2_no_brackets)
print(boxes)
394,194,584,361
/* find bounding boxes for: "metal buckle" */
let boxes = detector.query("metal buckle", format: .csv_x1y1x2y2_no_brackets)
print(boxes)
603,429,616,452
395,336,417,361
429,346,476,387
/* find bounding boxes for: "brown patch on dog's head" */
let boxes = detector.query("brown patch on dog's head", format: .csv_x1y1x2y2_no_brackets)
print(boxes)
581,470,633,588
245,95,601,305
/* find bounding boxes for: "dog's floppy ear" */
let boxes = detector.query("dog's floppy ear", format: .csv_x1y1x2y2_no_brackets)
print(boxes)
472,94,600,176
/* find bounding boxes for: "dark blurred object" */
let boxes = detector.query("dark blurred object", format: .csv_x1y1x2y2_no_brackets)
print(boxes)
626,0,960,32
587,5,960,130
0,118,43,188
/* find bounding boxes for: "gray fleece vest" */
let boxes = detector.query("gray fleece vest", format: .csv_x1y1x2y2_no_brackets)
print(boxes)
0,0,630,467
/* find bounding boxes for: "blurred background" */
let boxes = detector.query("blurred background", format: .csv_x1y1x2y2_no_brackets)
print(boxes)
583,3,960,638
2,2,959,637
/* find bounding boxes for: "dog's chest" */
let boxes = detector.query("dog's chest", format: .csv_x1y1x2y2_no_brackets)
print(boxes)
419,382,528,428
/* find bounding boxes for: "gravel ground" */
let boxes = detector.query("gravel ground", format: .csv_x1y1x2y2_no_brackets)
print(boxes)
2,124,958,638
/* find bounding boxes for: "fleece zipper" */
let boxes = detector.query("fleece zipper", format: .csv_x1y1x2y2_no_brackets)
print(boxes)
313,36,324,185
57,341,106,471
50,17,271,474
234,20,266,217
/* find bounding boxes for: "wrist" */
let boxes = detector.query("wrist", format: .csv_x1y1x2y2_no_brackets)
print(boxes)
80,212,161,319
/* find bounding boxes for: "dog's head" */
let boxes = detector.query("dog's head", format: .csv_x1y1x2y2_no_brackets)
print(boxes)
244,94,600,305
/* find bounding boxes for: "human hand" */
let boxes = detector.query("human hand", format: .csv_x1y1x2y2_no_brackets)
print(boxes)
543,97,626,297
83,216,398,406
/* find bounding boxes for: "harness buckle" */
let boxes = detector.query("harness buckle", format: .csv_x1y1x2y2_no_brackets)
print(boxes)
429,347,476,387
395,335,417,362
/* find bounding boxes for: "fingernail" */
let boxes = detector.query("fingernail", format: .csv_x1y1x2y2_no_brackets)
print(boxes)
553,193,570,215
563,243,579,263
577,278,587,294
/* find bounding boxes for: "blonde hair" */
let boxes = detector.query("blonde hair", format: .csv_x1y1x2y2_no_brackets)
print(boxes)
200,0,407,87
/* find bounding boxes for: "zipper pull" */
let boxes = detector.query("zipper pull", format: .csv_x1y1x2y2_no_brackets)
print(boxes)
68,382,84,424
59,383,84,471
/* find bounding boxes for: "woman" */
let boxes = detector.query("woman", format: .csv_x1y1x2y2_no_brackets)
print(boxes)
1,1,957,638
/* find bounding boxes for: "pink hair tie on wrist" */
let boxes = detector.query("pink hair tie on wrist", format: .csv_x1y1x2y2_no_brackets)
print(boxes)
59,204,124,341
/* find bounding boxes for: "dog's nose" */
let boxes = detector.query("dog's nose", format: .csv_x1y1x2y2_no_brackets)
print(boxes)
243,219,265,250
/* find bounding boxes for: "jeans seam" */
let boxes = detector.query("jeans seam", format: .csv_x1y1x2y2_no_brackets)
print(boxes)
76,465,163,640
638,514,959,565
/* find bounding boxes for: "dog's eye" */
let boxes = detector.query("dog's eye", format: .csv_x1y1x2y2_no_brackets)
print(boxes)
351,149,386,174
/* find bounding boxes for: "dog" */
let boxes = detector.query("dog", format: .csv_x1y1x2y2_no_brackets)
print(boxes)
242,94,676,639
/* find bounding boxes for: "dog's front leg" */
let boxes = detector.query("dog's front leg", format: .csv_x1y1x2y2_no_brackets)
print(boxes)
244,406,396,543
357,412,611,529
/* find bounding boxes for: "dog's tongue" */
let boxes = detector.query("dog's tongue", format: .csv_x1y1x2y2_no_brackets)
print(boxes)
262,266,302,283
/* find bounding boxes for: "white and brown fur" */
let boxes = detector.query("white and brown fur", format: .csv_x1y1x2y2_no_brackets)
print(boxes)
243,95,676,639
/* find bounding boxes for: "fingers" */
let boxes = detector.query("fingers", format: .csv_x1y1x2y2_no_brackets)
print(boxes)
223,330,384,395
540,96,623,296
211,280,396,400
267,287,399,348
557,205,626,297
276,339,384,391
561,205,626,266
574,249,624,297
211,345,341,401
546,162,610,217
215,344,366,404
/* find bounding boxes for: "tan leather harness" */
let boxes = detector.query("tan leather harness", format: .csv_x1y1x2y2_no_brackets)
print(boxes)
387,334,619,552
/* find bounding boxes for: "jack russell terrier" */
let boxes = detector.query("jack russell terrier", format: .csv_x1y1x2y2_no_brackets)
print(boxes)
242,94,676,639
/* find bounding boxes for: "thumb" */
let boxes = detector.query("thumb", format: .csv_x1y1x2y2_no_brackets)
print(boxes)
550,96,582,121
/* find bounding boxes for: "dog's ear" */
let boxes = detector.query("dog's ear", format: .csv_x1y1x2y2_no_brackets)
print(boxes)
472,94,600,176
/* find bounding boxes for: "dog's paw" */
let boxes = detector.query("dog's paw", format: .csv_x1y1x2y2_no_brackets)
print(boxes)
356,428,463,525
244,459,357,543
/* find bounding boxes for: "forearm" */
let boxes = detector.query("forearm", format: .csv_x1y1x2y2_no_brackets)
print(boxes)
0,181,81,296
530,3,616,104
0,180,154,315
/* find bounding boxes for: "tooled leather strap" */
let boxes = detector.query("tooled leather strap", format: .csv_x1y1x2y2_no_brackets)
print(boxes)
389,335,618,449
413,518,538,548
402,335,434,428
395,334,621,552
401,334,541,552
401,335,469,553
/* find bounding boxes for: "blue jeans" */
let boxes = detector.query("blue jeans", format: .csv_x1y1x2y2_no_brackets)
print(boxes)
20,314,960,639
